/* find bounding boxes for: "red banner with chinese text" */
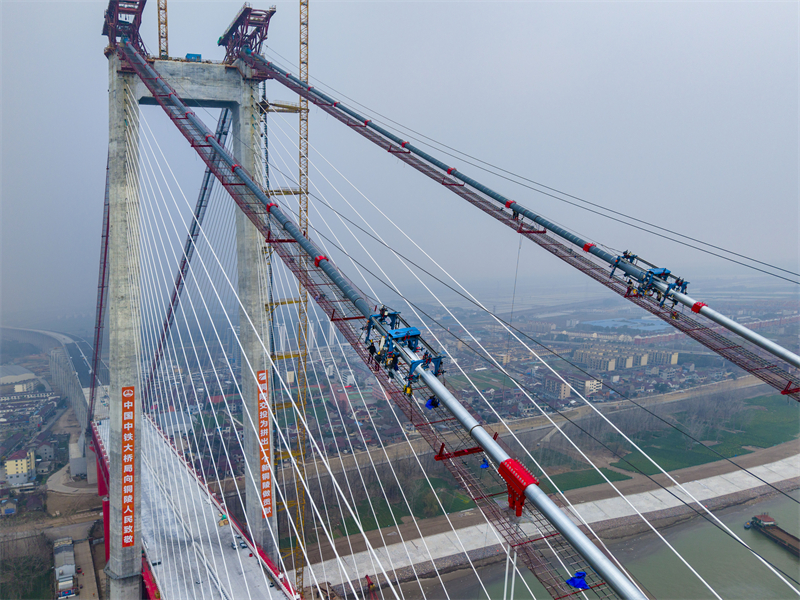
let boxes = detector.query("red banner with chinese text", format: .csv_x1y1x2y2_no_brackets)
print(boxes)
256,370,272,518
121,386,135,547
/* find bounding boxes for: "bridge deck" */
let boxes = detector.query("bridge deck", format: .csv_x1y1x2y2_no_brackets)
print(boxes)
99,419,286,600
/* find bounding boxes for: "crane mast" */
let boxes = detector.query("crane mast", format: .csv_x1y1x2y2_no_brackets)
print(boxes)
293,0,310,594
157,0,168,58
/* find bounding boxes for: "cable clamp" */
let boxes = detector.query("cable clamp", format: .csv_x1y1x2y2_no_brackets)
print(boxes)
498,458,539,517
583,243,596,252
231,164,240,172
204,133,215,142
401,141,409,148
314,255,328,267
691,302,707,313
265,203,278,212
446,167,457,175
505,200,514,209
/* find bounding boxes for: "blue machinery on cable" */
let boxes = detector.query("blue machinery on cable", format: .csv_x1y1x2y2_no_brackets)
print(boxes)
118,38,648,600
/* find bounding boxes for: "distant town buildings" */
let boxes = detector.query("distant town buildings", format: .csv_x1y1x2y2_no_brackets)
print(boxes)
649,351,679,366
572,349,617,372
568,375,603,396
543,376,571,400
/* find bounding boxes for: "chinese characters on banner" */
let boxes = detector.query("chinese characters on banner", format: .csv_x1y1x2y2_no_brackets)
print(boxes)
256,370,273,518
121,386,136,548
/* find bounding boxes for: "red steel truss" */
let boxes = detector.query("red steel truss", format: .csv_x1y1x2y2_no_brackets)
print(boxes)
218,4,277,65
102,0,148,57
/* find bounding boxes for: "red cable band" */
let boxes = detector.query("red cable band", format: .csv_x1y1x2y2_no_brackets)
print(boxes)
498,458,539,493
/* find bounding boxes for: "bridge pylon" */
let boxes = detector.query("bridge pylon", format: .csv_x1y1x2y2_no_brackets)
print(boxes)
103,50,281,598
106,53,143,599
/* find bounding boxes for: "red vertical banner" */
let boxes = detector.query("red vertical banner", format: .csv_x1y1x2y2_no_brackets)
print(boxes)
256,370,272,518
121,386,136,548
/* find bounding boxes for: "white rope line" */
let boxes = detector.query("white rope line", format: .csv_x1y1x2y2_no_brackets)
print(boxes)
138,108,403,600
266,232,427,598
264,116,524,597
131,110,254,597
268,111,734,596
265,113,610,595
121,109,211,597
135,107,323,595
279,89,800,594
264,114,527,600
263,149,415,597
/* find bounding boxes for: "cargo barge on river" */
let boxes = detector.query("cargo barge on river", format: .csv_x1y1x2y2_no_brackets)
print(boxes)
749,514,799,557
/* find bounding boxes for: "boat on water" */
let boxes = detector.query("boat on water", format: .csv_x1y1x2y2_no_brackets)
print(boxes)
749,514,800,557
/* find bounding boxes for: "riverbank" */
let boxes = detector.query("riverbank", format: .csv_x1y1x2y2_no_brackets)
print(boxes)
318,452,798,597
402,488,800,600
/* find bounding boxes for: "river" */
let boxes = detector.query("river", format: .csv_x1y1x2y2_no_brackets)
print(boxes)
399,489,799,599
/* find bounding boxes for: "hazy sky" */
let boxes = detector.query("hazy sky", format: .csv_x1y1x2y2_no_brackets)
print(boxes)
1,1,798,330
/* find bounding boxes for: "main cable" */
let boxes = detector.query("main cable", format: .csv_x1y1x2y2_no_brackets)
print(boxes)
262,48,800,282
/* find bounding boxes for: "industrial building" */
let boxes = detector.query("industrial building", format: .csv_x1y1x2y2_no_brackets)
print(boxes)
54,537,78,598
0,365,38,386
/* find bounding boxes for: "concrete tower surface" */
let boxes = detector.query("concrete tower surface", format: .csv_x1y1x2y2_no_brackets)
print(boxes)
106,54,143,599
233,65,277,559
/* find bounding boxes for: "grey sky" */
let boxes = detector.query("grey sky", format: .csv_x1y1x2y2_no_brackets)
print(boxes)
1,1,798,330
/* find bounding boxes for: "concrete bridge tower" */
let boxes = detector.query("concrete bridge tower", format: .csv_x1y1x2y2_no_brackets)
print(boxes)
104,5,279,597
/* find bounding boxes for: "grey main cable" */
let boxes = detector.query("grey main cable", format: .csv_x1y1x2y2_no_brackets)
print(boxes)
246,50,800,372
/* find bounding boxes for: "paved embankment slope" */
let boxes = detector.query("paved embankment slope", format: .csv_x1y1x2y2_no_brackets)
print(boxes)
304,452,799,593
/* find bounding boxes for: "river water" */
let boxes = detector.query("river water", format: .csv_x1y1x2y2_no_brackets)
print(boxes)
399,490,799,599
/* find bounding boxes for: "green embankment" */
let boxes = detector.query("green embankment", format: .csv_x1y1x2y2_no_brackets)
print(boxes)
540,468,631,494
611,395,799,475
341,476,474,536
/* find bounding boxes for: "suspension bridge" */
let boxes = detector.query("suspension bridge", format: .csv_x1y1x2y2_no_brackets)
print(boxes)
74,2,800,599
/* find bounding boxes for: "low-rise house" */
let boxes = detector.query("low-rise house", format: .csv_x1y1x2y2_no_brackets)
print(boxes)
1,498,17,516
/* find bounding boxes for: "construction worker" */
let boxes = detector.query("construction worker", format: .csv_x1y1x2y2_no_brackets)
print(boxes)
367,341,376,365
